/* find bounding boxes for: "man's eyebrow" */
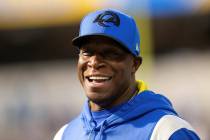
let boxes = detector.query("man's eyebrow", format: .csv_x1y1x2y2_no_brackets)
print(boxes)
104,48,123,53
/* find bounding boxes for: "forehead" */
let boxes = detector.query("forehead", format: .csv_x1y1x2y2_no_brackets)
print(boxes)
79,36,128,52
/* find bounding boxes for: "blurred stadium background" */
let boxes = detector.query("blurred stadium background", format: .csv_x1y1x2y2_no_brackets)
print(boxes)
0,0,210,139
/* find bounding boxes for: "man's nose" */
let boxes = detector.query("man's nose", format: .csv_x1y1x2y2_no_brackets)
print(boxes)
87,55,105,69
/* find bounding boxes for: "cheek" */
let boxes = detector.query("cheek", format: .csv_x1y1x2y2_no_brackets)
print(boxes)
116,62,133,77
77,58,87,83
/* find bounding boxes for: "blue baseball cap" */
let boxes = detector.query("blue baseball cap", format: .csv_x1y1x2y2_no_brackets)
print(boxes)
72,9,140,57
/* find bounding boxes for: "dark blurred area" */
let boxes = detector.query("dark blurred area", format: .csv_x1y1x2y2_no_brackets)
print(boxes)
0,1,210,140
0,25,79,63
153,13,210,53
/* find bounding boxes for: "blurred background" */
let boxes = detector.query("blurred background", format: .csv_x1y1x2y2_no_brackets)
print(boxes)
0,0,209,139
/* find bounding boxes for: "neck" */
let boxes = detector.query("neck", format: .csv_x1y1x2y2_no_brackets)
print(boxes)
90,81,138,111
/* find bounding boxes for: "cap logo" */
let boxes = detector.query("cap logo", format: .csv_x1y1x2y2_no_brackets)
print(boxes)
93,11,120,27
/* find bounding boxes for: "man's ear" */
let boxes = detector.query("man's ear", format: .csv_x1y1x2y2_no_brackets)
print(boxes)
132,56,142,73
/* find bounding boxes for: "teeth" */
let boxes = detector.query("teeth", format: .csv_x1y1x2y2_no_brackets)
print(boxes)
89,76,110,80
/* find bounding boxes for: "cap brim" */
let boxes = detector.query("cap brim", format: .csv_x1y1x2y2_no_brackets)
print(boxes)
72,34,134,56
72,34,125,48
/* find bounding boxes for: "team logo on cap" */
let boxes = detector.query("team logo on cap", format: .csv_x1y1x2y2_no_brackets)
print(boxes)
93,11,120,27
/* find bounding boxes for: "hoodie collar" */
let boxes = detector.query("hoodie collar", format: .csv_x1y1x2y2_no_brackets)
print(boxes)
81,80,176,132
83,80,147,120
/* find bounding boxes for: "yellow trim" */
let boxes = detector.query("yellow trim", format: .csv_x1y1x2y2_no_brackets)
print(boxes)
136,80,148,93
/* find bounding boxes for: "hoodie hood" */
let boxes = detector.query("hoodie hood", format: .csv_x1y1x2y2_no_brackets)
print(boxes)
81,90,177,137
79,80,177,140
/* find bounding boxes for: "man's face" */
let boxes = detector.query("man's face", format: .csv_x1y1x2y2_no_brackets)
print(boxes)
77,37,139,107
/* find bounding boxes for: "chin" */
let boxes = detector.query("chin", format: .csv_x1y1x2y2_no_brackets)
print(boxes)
87,92,104,102
86,91,117,107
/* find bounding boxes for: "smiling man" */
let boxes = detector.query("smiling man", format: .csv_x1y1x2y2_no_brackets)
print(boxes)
77,36,141,111
54,9,200,140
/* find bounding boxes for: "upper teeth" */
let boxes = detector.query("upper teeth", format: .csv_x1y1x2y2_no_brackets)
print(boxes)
89,76,110,80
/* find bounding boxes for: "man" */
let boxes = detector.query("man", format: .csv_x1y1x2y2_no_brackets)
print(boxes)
54,9,200,140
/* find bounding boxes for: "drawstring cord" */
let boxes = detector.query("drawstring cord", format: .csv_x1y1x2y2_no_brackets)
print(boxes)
88,128,95,140
88,122,106,140
88,119,97,140
98,127,104,140
98,121,107,140
82,114,96,140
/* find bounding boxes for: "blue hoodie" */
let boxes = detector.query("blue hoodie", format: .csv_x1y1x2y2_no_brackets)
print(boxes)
54,83,200,140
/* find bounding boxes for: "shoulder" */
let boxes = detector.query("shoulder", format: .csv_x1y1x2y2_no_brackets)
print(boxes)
53,116,82,140
53,124,68,140
150,115,200,140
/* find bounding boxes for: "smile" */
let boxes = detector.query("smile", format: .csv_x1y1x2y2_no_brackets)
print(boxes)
86,75,112,82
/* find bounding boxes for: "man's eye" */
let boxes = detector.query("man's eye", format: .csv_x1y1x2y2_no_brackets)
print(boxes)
80,51,92,56
105,52,121,58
